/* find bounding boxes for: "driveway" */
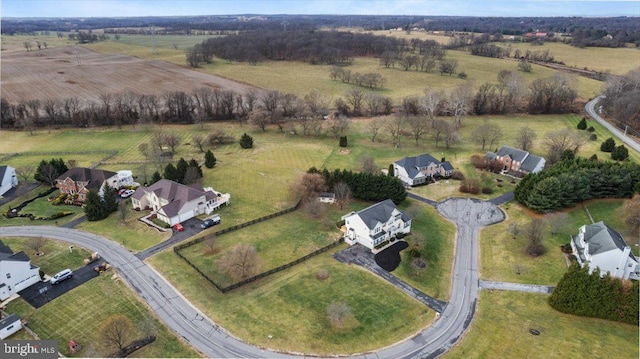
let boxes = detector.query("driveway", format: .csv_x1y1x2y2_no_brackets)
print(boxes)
18,259,106,308
136,216,206,260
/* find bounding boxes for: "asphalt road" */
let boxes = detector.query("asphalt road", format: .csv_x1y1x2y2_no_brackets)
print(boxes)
2,197,505,359
585,96,640,153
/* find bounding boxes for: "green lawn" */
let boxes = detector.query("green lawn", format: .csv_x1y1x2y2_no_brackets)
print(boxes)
148,250,435,355
6,275,199,358
445,291,639,359
0,237,91,276
113,34,215,51
0,187,86,227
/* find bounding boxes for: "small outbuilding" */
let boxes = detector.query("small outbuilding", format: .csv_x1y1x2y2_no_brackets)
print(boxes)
0,313,22,339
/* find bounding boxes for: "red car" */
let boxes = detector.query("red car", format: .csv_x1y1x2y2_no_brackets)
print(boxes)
173,223,185,232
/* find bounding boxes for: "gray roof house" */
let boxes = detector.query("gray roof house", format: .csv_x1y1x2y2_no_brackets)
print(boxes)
0,165,18,197
131,179,230,226
342,199,411,252
0,240,41,301
570,221,640,280
485,146,545,175
393,154,455,187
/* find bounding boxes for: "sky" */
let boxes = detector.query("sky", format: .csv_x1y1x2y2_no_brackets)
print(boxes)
1,0,639,18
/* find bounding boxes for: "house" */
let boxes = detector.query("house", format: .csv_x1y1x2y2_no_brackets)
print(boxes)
0,314,22,339
485,146,545,176
393,154,454,187
0,240,41,301
131,179,230,226
318,192,336,204
55,167,119,203
0,165,18,197
342,199,411,252
570,221,640,280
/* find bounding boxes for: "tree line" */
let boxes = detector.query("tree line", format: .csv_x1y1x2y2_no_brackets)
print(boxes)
601,67,640,135
514,158,640,213
308,167,406,204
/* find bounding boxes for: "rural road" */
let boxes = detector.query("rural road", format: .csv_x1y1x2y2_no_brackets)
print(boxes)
2,197,504,359
585,96,640,153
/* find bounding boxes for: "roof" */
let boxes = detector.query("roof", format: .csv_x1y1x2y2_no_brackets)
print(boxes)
583,222,632,258
395,153,441,179
136,179,212,217
0,250,32,263
0,166,8,181
320,192,335,198
0,314,20,330
496,146,529,163
0,240,13,254
57,167,117,191
520,153,544,173
442,161,454,171
351,199,410,230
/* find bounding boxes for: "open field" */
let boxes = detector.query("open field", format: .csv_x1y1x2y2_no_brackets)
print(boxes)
445,291,639,359
148,250,435,355
113,34,215,50
0,44,255,104
6,275,199,357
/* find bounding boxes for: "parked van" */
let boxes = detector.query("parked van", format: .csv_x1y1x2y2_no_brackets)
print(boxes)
50,269,73,284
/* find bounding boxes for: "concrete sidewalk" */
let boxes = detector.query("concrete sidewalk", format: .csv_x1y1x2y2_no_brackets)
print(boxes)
479,280,554,294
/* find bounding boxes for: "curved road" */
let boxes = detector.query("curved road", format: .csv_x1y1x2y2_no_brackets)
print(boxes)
586,96,640,153
2,199,504,359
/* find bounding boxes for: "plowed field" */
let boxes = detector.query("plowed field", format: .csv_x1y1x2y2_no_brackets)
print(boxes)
1,45,257,103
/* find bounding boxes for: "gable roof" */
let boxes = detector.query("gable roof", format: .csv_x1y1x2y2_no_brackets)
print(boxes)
583,221,631,257
0,314,20,331
442,161,454,171
395,153,441,178
0,250,32,263
0,240,13,255
352,199,410,230
496,146,529,163
57,167,117,191
520,153,544,173
136,179,210,217
0,166,8,182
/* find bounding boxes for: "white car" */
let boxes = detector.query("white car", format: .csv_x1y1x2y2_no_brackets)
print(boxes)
120,189,136,198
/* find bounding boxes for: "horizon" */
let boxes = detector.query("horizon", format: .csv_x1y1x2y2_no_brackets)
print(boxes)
1,1,639,18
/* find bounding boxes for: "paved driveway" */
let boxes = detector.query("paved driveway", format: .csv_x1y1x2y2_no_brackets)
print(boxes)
18,259,106,308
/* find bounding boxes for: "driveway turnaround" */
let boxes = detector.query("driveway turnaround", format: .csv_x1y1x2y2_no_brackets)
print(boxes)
479,280,554,294
3,196,504,359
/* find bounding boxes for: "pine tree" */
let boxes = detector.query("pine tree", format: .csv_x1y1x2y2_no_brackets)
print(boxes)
84,190,106,221
388,164,394,177
600,137,616,152
577,117,587,130
239,133,254,149
339,136,348,147
163,163,181,183
611,145,629,161
204,150,217,169
150,171,162,185
176,158,189,182
102,183,118,213
188,159,203,178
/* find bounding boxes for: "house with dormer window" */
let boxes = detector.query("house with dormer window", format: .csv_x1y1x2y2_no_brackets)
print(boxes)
0,240,41,301
342,199,411,252
392,154,454,187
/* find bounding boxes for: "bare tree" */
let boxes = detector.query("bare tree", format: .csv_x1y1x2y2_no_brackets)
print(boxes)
183,166,202,185
360,155,378,174
545,212,570,235
422,88,442,125
472,120,503,150
39,163,59,187
99,314,134,355
327,301,357,329
406,115,429,145
448,83,473,128
516,126,537,152
28,236,47,256
345,89,365,116
151,133,166,152
544,128,587,164
164,134,181,153
325,112,350,137
333,181,352,210
219,243,260,281
302,199,326,219
192,134,206,153
433,119,460,149
118,200,129,224
291,173,327,202
26,99,41,127
508,222,521,239
138,143,149,159
367,118,383,142
303,90,329,117
623,194,640,242
249,109,270,132
204,235,217,255
525,218,546,256
67,159,78,168
16,166,35,183
385,115,405,147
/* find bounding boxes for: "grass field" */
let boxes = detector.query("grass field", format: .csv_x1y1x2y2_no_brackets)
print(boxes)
0,186,86,227
5,275,199,357
0,237,91,276
148,250,434,355
444,291,639,359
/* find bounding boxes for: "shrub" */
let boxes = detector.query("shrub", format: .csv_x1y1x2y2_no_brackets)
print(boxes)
316,269,330,281
600,137,616,152
395,232,406,239
451,171,465,180
239,133,254,149
589,133,597,141
611,145,629,161
49,211,72,220
407,248,421,258
482,187,493,194
336,219,345,228
587,126,595,132
526,244,546,256
457,71,468,79
577,118,587,130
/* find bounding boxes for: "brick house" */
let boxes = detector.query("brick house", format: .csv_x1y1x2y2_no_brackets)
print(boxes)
55,167,118,203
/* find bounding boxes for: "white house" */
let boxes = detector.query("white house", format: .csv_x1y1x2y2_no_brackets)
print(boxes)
570,221,640,280
393,154,454,187
131,179,230,226
0,165,18,197
485,146,545,176
0,314,22,339
0,241,41,301
342,199,411,252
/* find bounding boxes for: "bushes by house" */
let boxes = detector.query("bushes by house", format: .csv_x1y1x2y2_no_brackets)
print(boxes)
548,263,639,326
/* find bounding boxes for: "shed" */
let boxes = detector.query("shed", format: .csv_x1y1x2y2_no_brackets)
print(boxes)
0,313,22,339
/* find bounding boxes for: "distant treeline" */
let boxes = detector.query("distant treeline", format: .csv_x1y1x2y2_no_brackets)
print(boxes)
2,15,639,48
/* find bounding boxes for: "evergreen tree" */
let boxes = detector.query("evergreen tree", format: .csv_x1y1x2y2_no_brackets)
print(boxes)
34,159,48,183
204,150,217,169
611,145,629,161
388,164,394,177
188,159,203,178
600,137,616,152
339,136,348,147
102,183,119,213
176,158,189,182
84,190,106,221
239,133,254,149
577,117,587,130
163,163,181,183
51,158,69,175
150,171,162,185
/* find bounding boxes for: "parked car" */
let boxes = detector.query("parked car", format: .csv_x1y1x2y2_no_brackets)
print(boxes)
201,215,221,229
120,189,135,198
173,223,185,232
50,269,73,284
